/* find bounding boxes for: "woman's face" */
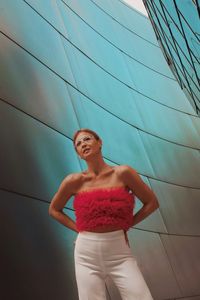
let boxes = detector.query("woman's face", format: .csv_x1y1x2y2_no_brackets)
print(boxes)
74,132,102,159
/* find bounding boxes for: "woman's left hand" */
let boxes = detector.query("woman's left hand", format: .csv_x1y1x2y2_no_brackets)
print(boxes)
124,230,130,248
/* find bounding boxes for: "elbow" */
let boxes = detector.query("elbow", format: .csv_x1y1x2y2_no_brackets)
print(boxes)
48,205,55,217
49,205,62,218
48,207,53,217
152,198,159,211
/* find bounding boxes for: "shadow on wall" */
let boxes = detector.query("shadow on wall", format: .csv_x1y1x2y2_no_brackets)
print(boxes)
0,190,78,300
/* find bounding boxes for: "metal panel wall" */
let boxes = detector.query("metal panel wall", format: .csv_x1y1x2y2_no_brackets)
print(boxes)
0,0,200,299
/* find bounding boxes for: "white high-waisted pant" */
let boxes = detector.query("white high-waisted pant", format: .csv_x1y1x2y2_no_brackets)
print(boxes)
74,229,153,300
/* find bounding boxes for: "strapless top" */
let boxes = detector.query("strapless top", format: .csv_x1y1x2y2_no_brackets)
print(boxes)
73,186,135,232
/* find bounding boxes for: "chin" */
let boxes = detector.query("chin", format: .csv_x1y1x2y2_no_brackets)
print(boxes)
84,153,96,161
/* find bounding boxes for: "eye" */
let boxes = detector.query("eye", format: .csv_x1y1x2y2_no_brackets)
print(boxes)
82,137,91,142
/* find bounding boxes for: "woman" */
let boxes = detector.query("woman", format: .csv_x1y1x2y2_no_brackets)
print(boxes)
49,128,159,300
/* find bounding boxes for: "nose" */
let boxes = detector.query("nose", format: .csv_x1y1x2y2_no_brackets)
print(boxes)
81,143,87,150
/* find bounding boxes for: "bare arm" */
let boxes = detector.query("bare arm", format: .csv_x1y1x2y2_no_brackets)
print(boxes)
120,165,159,227
49,174,79,233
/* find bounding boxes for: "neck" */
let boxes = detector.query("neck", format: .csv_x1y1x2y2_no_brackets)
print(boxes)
85,154,109,176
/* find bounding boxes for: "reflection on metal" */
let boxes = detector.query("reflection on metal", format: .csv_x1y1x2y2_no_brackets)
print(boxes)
143,0,200,114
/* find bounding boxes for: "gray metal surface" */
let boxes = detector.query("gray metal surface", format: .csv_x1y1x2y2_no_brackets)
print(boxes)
0,99,81,199
0,190,78,300
161,234,200,296
150,179,200,235
128,229,182,299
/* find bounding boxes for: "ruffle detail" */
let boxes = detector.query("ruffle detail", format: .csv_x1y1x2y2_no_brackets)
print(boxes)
73,187,135,232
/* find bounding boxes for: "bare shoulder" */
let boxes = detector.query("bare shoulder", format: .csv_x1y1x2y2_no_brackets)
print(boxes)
116,164,138,176
49,172,84,212
116,165,142,191
64,172,82,183
58,172,83,194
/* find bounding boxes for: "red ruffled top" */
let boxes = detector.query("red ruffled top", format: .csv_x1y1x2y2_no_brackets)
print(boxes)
73,186,135,232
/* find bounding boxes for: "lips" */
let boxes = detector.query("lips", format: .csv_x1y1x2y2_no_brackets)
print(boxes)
83,148,90,154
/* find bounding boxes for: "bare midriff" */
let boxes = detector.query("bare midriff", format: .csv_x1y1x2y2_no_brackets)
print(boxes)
85,225,123,233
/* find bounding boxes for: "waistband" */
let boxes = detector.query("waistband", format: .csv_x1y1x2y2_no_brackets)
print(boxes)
77,229,125,240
